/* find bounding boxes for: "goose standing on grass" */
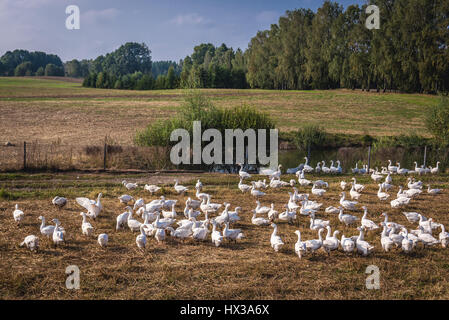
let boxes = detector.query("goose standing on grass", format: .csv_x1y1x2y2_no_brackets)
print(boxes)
251,210,271,226
38,216,57,238
52,196,67,209
315,162,322,173
255,179,268,189
269,165,282,180
314,180,329,188
321,161,330,174
338,207,358,226
162,203,177,219
51,219,64,247
122,180,138,190
356,227,375,256
385,173,392,184
250,182,266,198
387,160,398,173
279,207,296,224
80,212,94,237
339,192,358,211
195,179,203,191
305,228,324,254
350,182,362,200
127,207,142,232
13,204,24,225
413,162,426,176
418,227,440,247
325,206,340,214
238,163,251,180
133,198,145,211
303,157,314,173
351,178,365,192
408,177,423,189
438,225,449,248
340,235,355,253
98,234,108,247
144,184,161,194
116,208,130,231
255,201,271,215
396,163,409,175
20,235,39,252
76,193,103,220
270,177,289,188
136,225,147,251
186,197,201,210
340,181,347,191
294,231,307,259
427,185,442,195
118,194,134,205
431,162,440,174
361,206,379,231
371,170,383,183
402,212,421,223
238,178,251,193
311,183,326,197
352,163,360,174
322,226,340,255
267,204,279,221
223,222,244,243
380,224,394,252
381,212,404,230
211,220,224,247
270,223,284,252
174,179,188,195
377,184,390,201
401,229,414,253
380,180,393,192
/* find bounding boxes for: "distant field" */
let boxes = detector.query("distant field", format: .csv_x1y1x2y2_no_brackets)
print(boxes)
0,77,439,146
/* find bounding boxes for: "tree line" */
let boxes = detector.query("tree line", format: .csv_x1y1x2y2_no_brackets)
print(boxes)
1,0,448,93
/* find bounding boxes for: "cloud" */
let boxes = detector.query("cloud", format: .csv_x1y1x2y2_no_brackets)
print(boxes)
170,13,209,26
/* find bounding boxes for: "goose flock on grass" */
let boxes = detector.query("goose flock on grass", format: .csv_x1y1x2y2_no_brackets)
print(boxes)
12,159,448,259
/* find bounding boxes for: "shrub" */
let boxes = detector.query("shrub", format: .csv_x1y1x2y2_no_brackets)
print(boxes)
426,96,449,146
294,124,327,151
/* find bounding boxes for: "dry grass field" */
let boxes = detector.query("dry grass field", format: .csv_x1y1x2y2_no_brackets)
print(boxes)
0,77,439,147
1,171,449,300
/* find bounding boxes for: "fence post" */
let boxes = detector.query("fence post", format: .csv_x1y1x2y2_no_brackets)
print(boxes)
23,141,27,171
103,142,107,171
367,145,371,174
423,145,427,167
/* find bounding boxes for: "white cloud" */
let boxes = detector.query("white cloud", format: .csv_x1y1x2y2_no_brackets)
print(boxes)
255,10,280,24
170,13,209,26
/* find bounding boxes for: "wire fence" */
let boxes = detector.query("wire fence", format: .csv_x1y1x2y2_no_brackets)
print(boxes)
0,141,173,172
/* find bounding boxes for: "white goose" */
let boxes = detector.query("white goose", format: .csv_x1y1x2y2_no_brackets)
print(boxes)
413,162,426,175
270,223,284,252
311,183,326,197
174,179,188,194
195,179,203,191
195,189,209,201
294,231,307,259
52,196,67,209
238,163,251,180
305,228,324,254
116,207,130,231
385,173,393,184
255,200,271,215
387,160,398,173
122,180,138,190
340,234,355,253
427,184,442,195
401,229,414,253
269,165,282,180
250,182,266,198
339,192,358,211
322,226,340,255
269,177,289,188
407,177,423,189
254,179,268,189
192,221,210,241
340,181,347,190
38,216,58,238
133,198,145,211
162,203,177,219
127,208,142,232
238,178,251,193
278,208,296,224
381,212,404,230
438,224,449,248
377,184,390,201
211,220,224,247
144,184,161,194
51,219,64,247
396,163,409,175
80,212,94,237
98,233,108,247
186,197,201,210
325,206,340,214
136,225,147,250
20,235,39,252
118,194,134,205
303,157,314,173
321,161,330,174
349,182,362,200
417,227,440,247
223,222,244,242
267,203,279,221
351,178,364,192
355,227,375,256
251,210,270,226
338,207,358,226
402,212,421,223
361,206,379,231
380,225,394,252
431,162,440,174
13,204,24,225
310,214,329,231
371,170,383,182
315,162,322,173
76,193,103,219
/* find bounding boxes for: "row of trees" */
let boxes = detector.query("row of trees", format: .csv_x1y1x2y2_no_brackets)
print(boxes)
246,0,449,93
0,49,64,76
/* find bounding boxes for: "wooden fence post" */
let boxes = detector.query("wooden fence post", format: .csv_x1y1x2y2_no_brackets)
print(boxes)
423,145,427,167
23,141,27,171
103,142,107,171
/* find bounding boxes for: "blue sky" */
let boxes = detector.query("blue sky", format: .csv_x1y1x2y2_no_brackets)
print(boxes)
0,0,365,62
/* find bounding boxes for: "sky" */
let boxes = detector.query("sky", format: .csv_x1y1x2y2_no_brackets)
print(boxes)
0,0,365,62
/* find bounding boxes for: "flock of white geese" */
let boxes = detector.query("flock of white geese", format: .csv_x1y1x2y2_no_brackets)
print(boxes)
14,159,447,260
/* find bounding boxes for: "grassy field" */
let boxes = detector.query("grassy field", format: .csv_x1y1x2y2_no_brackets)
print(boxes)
1,171,449,299
0,77,439,147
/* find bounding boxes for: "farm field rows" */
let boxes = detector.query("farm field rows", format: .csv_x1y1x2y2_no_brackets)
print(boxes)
0,77,439,146
1,172,449,299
